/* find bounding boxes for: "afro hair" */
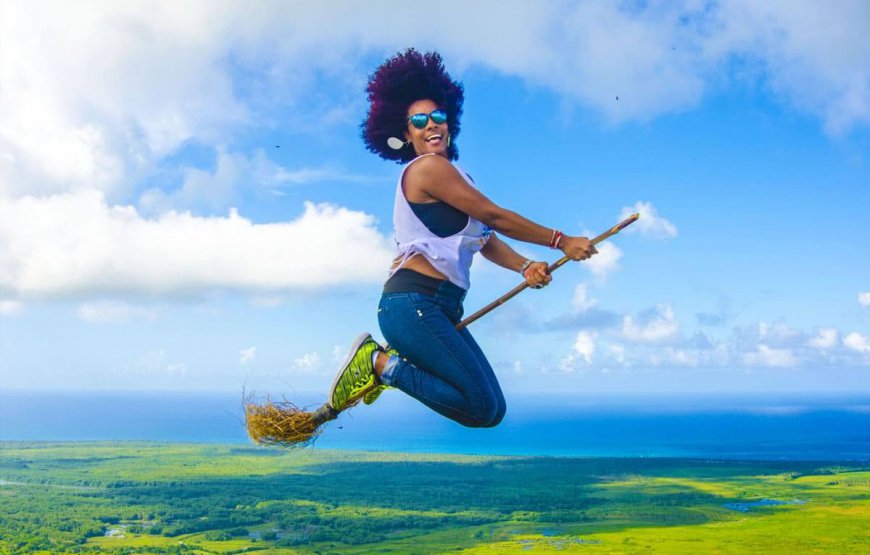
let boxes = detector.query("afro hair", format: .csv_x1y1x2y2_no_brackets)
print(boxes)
361,48,464,164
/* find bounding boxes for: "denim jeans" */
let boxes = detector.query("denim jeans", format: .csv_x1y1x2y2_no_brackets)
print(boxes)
377,281,506,428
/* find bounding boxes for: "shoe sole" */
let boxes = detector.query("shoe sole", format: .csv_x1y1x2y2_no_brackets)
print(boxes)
328,332,372,410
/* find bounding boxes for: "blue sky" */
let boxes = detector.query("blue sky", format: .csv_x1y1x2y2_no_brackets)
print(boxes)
1,1,868,398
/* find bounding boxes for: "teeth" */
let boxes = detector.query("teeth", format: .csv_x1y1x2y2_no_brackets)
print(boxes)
426,135,442,142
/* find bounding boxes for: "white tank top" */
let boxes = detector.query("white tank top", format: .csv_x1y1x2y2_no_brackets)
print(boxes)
390,154,492,290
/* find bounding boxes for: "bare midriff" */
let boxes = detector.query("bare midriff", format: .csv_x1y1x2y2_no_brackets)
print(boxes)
390,253,448,281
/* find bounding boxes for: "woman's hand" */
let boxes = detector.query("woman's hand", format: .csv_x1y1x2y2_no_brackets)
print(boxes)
523,261,552,289
559,235,598,261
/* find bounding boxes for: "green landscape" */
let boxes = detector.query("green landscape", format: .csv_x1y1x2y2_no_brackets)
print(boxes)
1,441,868,554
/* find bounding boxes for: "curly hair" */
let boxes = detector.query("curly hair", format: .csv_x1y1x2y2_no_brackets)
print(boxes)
361,48,464,164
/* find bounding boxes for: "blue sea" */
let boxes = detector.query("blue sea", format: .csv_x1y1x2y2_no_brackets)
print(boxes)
1,390,868,461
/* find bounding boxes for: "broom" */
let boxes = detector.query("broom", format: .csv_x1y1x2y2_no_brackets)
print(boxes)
245,213,640,446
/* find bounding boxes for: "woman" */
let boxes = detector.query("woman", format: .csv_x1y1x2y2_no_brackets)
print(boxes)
328,49,596,427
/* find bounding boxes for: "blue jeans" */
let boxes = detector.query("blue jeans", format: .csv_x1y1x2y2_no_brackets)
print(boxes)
377,282,506,428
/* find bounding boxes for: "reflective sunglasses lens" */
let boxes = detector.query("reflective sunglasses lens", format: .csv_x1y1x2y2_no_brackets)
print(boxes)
430,109,447,124
409,113,428,129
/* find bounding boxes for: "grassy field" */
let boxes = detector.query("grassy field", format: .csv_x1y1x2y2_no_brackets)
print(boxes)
1,441,867,554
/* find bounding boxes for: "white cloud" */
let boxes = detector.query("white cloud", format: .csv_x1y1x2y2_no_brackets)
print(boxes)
607,343,626,364
843,332,870,353
584,242,622,281
291,351,323,375
78,300,156,323
619,201,678,239
3,1,866,207
859,292,870,307
1,2,248,199
239,346,256,365
678,349,703,366
743,344,798,368
570,283,596,312
622,303,679,342
456,2,870,131
808,328,838,349
0,190,393,299
712,1,870,134
561,331,596,370
540,314,866,373
758,321,801,346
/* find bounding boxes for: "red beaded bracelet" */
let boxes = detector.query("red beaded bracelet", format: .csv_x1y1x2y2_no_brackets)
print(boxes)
549,230,563,249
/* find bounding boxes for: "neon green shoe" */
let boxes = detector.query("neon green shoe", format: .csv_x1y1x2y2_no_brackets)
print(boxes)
328,333,382,412
363,348,400,405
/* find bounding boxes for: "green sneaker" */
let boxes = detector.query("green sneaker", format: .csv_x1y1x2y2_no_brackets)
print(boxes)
328,333,382,412
363,348,400,405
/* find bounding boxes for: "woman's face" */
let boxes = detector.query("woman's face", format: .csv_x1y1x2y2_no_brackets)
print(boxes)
404,99,449,158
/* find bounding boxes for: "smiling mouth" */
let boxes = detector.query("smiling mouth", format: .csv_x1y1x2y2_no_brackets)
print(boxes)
426,134,443,143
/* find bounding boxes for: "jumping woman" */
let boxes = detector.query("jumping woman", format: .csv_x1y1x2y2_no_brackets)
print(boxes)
326,49,598,427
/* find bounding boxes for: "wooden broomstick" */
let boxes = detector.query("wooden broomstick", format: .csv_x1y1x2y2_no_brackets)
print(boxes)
245,213,640,446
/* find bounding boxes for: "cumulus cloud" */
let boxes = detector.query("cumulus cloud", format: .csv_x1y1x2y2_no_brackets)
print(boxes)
607,343,626,365
807,328,840,349
859,292,870,307
1,2,247,199
622,303,679,342
561,331,596,370
538,294,867,373
2,2,867,314
711,1,870,134
584,242,622,281
621,319,865,370
757,321,802,346
0,191,393,300
808,328,838,349
570,283,596,312
3,1,866,204
291,352,323,375
239,346,256,365
743,344,798,367
843,332,870,353
78,300,157,323
619,201,678,239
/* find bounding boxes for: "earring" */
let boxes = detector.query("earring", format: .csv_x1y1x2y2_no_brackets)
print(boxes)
387,137,405,150
446,134,451,148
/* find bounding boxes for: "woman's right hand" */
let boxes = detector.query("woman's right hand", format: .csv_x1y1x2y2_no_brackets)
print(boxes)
559,235,597,261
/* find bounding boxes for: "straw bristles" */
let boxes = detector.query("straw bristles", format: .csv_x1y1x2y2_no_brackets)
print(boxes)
245,398,331,447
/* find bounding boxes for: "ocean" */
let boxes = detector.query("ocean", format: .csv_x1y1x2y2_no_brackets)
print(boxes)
1,390,868,460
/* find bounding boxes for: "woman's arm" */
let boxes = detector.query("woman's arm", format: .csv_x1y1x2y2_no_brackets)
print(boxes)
479,233,526,272
480,233,552,288
405,155,596,261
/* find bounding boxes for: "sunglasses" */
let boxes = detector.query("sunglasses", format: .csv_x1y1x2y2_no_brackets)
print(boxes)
407,109,447,129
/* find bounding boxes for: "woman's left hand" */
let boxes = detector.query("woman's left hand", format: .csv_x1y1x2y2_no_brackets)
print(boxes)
523,261,552,289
